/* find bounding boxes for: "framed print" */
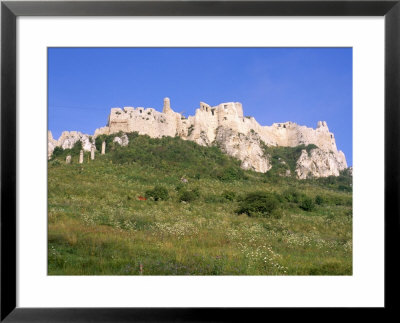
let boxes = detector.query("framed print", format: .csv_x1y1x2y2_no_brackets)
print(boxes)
1,0,399,321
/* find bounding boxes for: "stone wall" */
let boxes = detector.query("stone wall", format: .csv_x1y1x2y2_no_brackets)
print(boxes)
94,98,341,153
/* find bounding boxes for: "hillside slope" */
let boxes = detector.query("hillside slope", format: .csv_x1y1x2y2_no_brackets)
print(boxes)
48,134,352,275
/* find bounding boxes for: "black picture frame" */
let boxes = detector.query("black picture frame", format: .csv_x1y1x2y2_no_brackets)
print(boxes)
1,0,399,321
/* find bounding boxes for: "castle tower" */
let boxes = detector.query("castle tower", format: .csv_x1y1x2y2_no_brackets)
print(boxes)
163,97,172,114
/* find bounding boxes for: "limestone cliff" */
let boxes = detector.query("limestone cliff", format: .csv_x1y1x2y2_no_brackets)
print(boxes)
295,148,347,179
49,98,348,178
214,127,271,173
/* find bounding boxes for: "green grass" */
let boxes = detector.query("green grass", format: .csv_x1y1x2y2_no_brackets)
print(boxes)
48,133,352,275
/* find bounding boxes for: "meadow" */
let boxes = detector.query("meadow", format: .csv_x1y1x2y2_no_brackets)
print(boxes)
48,133,352,275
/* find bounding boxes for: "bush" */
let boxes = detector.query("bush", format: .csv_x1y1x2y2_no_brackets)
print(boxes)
222,190,236,201
283,188,302,203
51,146,64,158
145,186,169,201
217,166,245,181
315,195,324,205
71,140,83,155
338,185,352,192
49,159,61,167
236,191,279,217
300,197,315,212
178,188,200,202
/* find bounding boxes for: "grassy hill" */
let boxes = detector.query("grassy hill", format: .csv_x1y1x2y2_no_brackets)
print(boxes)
48,132,352,275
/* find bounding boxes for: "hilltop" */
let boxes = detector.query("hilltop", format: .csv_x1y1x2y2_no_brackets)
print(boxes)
48,98,348,179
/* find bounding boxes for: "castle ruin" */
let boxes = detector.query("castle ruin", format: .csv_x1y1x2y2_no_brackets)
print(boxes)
49,98,348,177
93,98,342,154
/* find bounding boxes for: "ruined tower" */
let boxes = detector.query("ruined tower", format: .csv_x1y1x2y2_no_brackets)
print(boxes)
163,97,172,114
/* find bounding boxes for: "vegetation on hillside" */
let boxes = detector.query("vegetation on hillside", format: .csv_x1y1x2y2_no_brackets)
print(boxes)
261,143,318,177
48,132,352,275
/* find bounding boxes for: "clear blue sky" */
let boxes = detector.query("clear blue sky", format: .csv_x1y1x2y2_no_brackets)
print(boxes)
48,47,352,165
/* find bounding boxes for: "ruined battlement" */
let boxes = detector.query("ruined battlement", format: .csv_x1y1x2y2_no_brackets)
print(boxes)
94,98,341,154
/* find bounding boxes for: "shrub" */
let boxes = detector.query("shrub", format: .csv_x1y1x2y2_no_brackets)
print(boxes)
145,186,169,201
178,188,200,202
222,190,236,201
236,191,279,217
71,140,83,155
51,146,64,158
283,188,302,203
300,197,315,212
49,159,61,167
338,185,352,192
217,166,245,181
315,195,324,205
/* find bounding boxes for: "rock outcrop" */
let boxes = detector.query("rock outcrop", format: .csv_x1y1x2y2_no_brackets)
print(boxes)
215,127,271,173
295,148,347,179
48,131,58,160
57,131,93,151
113,134,129,147
49,98,348,178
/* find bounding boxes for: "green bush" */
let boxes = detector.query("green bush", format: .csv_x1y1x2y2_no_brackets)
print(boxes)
49,159,61,167
51,146,64,158
222,190,236,201
71,140,83,155
145,186,169,201
283,188,302,203
315,195,324,205
300,197,315,212
236,191,279,217
217,166,245,181
178,188,200,202
338,185,352,192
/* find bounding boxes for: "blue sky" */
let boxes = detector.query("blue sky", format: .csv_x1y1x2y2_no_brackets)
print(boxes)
48,47,352,165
